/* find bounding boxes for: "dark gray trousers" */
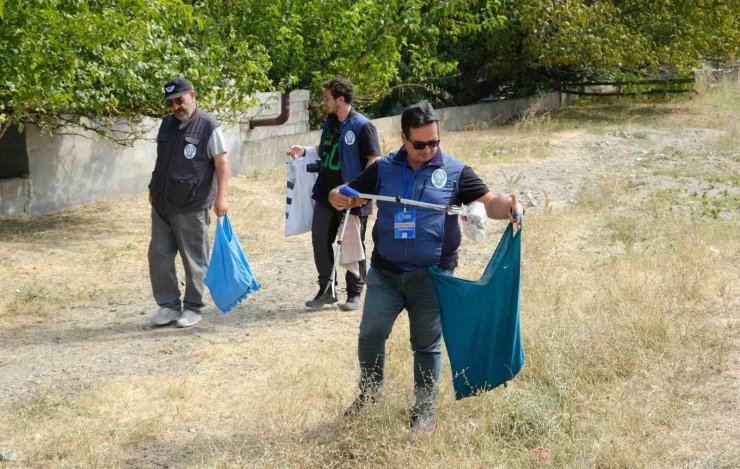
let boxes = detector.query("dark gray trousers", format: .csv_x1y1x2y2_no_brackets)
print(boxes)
311,203,367,295
148,208,210,312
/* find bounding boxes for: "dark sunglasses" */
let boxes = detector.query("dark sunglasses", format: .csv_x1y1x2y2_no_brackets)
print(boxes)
407,138,440,150
165,96,187,107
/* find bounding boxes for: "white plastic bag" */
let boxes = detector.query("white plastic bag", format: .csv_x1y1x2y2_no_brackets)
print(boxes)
339,214,366,277
285,153,320,236
462,201,488,241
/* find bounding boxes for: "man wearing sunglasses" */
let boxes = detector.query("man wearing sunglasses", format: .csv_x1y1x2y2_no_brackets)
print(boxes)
147,77,229,328
287,78,381,311
329,100,523,433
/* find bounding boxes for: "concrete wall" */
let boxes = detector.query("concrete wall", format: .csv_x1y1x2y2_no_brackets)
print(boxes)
8,90,311,217
239,91,567,171
233,90,314,174
23,120,160,215
0,177,32,217
2,91,567,218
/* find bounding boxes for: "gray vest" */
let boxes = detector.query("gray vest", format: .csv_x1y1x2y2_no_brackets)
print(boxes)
149,108,219,214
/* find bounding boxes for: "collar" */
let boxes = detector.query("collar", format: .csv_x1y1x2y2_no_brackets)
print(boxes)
329,108,357,124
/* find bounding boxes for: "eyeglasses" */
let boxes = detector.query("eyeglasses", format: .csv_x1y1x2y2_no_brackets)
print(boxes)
165,96,187,107
407,138,440,150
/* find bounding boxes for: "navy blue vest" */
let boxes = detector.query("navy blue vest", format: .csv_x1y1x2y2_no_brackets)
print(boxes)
373,149,465,271
150,108,219,214
318,110,373,215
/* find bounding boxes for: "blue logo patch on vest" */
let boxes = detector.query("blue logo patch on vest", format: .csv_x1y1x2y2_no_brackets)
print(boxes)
344,130,356,145
165,85,175,93
184,143,197,159
431,169,448,188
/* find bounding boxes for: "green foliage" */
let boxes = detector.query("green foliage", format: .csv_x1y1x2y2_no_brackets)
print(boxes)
193,0,505,122
0,0,738,139
0,0,271,140
615,0,740,67
445,1,739,100
369,0,506,114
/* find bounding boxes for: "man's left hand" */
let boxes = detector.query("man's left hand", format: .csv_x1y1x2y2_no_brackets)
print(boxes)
214,195,228,217
508,194,523,229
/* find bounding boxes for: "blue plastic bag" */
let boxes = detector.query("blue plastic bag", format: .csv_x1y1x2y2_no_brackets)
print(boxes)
204,214,261,313
429,223,524,399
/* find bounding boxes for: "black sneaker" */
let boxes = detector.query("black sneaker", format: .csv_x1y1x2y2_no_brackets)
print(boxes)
339,293,362,311
305,283,337,309
343,393,377,417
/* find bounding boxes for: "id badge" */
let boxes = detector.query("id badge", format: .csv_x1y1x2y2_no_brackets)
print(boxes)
394,210,416,239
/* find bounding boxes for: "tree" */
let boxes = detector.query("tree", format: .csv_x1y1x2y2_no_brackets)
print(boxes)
1,0,737,141
0,0,271,142
193,0,505,121
445,0,739,99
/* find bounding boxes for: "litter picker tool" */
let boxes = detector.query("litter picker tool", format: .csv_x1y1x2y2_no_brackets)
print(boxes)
338,186,521,236
329,207,352,301
339,186,469,215
327,192,463,300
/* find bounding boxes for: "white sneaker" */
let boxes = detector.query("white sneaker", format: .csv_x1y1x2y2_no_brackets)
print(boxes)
151,307,181,325
176,309,202,328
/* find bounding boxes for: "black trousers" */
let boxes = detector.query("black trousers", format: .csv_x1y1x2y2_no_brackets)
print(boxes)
311,203,368,295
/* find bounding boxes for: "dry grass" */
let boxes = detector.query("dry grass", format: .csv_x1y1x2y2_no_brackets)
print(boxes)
0,83,738,468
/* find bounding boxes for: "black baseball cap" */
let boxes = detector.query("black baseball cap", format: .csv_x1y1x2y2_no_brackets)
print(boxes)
163,78,194,101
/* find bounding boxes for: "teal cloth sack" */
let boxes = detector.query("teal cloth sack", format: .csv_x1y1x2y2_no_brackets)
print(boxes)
429,223,524,399
205,214,260,313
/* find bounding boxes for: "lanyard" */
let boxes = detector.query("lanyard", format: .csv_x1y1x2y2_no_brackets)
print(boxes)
402,160,418,200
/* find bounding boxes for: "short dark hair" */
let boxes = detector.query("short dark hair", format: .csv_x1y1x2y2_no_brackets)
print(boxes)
401,100,439,137
322,77,354,104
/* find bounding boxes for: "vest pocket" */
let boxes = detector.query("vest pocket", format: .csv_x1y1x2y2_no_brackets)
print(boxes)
149,170,163,200
167,176,200,206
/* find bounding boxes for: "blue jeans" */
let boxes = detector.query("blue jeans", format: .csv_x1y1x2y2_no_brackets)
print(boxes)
357,266,450,409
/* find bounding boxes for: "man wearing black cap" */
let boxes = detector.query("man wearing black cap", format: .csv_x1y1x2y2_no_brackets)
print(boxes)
147,77,229,328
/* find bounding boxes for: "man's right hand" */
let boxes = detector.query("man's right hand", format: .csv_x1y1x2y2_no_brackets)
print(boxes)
287,145,305,158
148,194,154,206
329,185,367,211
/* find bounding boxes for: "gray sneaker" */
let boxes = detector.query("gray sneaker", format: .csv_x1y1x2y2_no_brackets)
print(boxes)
410,408,436,433
339,294,362,311
176,309,202,328
305,284,337,309
151,307,181,326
